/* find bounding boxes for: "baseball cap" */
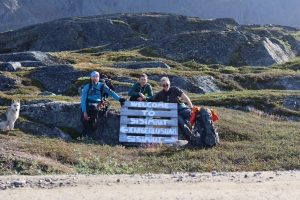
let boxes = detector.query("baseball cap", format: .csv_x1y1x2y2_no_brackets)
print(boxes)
90,71,99,78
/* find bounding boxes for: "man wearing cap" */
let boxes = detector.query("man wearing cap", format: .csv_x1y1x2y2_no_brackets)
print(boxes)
81,71,126,136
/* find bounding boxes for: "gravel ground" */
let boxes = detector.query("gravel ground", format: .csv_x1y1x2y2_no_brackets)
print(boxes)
1,170,300,199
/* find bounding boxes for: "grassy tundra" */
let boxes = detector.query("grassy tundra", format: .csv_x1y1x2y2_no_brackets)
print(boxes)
0,49,300,175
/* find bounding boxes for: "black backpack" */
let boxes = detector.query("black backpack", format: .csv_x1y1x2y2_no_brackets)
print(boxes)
86,74,115,102
99,74,115,101
194,108,219,148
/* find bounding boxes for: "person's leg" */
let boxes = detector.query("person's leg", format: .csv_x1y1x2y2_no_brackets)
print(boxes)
81,112,91,137
178,109,192,140
88,104,98,132
129,95,140,101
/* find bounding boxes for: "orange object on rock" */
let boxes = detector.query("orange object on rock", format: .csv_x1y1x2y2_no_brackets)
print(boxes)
210,109,219,122
190,106,219,125
190,106,201,125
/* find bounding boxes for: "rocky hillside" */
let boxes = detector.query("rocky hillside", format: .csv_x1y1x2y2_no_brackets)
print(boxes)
0,13,300,145
1,13,300,66
1,50,300,144
1,0,300,33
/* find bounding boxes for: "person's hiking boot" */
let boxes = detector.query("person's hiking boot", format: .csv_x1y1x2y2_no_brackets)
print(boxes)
91,122,97,132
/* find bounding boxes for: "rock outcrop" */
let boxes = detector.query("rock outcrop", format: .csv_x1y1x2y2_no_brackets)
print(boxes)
0,74,22,91
1,0,300,33
112,61,170,69
0,13,299,66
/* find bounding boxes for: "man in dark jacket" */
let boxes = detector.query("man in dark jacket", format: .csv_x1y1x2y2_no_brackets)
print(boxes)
81,71,126,136
128,73,153,101
153,76,194,141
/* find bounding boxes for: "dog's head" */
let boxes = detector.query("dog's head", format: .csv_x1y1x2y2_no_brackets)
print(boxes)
11,99,20,112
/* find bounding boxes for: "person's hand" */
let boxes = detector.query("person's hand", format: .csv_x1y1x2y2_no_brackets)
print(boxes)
139,93,146,100
137,97,144,101
83,112,89,121
119,98,126,106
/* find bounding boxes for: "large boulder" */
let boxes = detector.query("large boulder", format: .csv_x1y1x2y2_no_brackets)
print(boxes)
30,65,88,94
0,62,22,72
257,75,300,90
0,51,60,66
111,61,170,69
19,100,122,144
283,96,300,111
0,74,22,91
16,120,72,140
148,75,206,94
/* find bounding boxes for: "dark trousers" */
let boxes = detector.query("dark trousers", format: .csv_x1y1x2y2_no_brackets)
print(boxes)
81,104,98,137
129,95,141,101
178,108,192,140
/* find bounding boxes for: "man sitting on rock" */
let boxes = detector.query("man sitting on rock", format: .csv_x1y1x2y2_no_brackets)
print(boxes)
128,73,153,101
81,71,126,137
152,76,194,142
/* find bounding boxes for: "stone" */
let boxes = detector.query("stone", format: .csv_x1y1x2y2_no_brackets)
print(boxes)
111,61,170,69
0,62,21,72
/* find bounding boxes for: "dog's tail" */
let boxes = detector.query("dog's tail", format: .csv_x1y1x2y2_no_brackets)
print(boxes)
0,121,8,130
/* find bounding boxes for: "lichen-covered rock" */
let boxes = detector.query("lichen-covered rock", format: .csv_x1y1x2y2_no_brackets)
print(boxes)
19,100,122,144
0,51,59,66
257,75,300,90
148,74,206,94
283,96,300,111
30,65,88,94
192,75,222,93
111,61,170,69
0,62,21,72
0,74,22,91
16,120,72,140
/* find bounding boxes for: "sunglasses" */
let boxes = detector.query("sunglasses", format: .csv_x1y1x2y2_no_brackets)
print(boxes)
162,84,169,87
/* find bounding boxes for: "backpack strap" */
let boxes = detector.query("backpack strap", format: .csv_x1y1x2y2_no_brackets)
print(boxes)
100,83,106,101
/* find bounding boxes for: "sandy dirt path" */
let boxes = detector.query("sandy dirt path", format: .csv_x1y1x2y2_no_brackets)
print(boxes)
1,171,300,200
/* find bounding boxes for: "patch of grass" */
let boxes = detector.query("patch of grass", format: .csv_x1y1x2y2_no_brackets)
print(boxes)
138,47,160,57
189,90,300,118
270,57,300,71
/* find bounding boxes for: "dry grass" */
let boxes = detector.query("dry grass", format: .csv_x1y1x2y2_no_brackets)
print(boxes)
1,106,299,175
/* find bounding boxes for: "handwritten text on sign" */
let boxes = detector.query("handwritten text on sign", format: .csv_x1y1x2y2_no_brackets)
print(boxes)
129,118,169,125
120,126,177,135
126,136,177,143
130,102,170,108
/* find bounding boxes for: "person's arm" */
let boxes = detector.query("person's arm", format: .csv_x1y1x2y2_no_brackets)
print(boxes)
104,85,120,101
128,83,140,97
81,85,90,121
180,93,193,109
81,85,88,112
152,91,162,102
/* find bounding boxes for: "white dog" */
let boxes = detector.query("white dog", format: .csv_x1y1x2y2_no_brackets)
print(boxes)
0,99,20,131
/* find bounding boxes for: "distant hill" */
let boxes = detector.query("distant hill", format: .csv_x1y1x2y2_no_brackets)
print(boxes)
0,13,299,67
1,0,300,32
